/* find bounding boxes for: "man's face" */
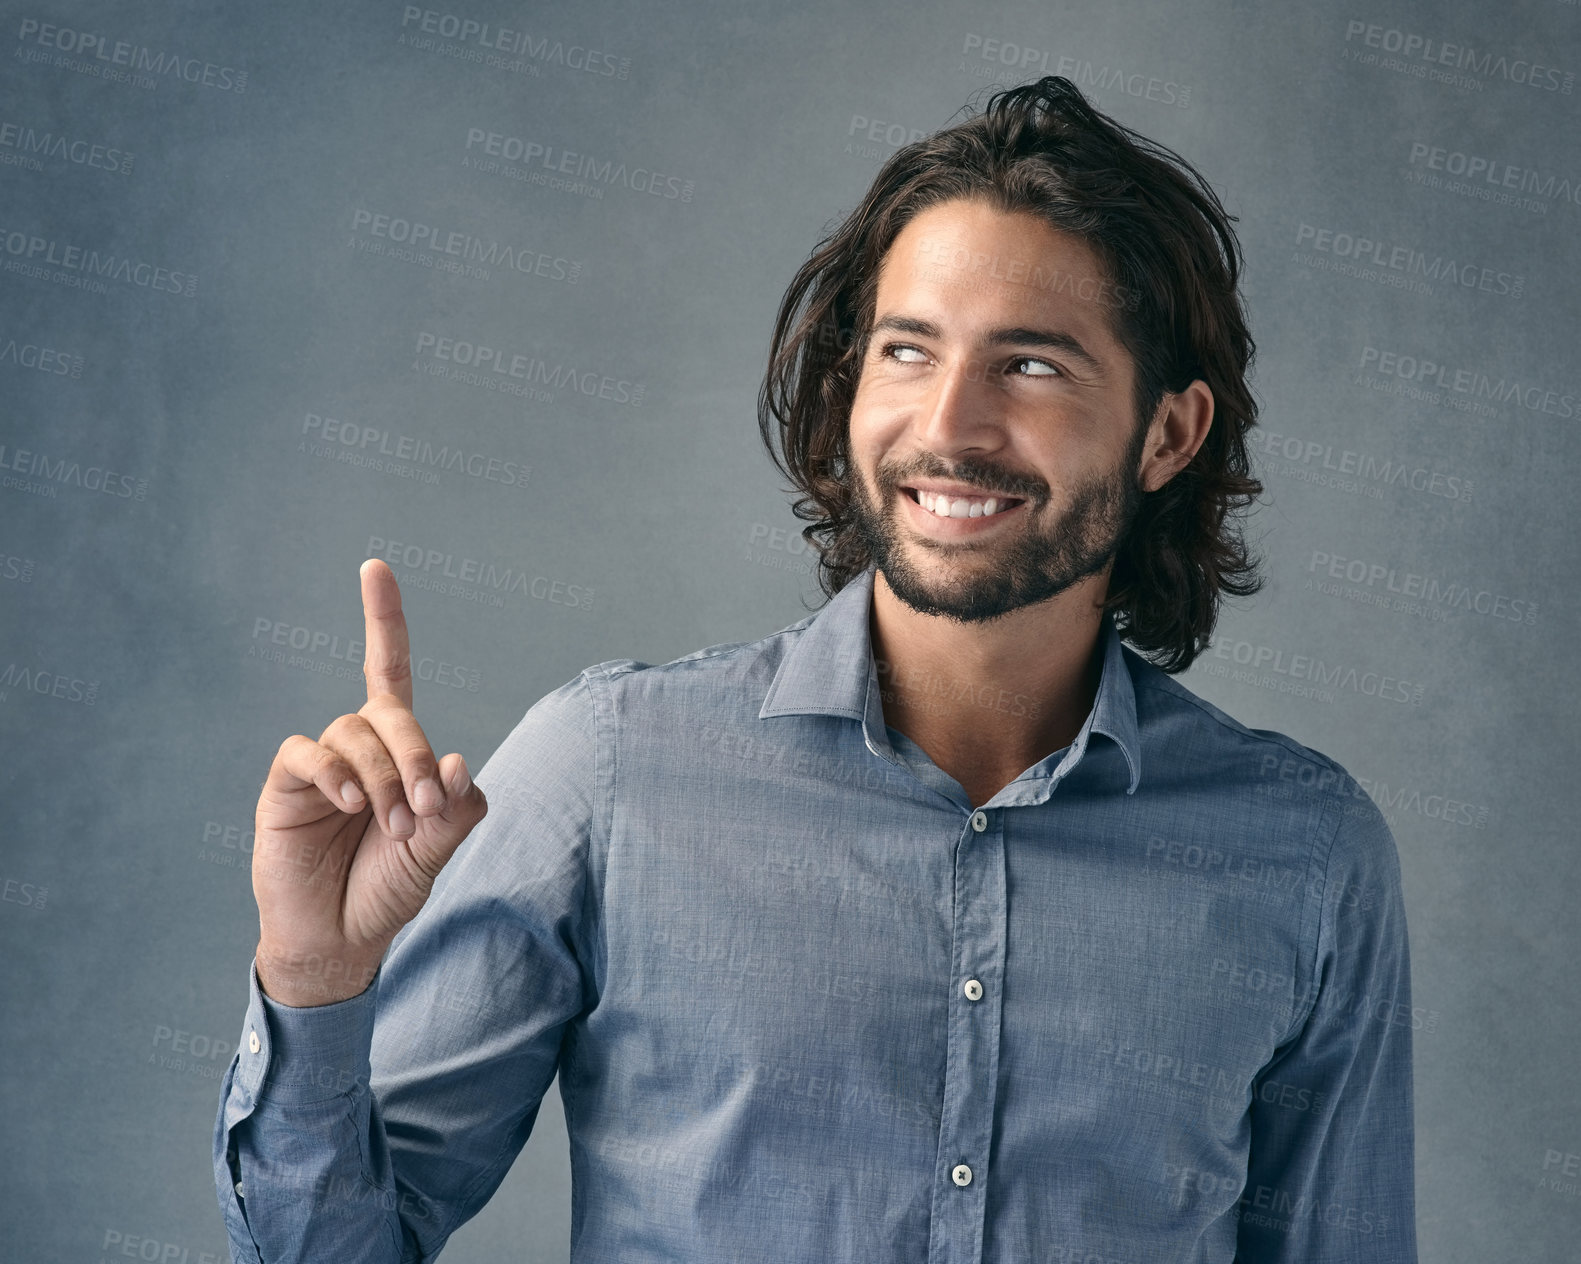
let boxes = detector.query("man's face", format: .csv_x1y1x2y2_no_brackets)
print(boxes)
845,197,1151,624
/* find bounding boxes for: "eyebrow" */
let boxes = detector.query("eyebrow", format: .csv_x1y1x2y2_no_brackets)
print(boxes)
870,314,1106,376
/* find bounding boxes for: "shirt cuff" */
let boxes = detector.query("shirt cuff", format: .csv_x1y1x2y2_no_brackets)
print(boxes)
232,957,380,1107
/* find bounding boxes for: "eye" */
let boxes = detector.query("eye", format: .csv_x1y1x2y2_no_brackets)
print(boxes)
880,342,929,364
1005,356,1061,378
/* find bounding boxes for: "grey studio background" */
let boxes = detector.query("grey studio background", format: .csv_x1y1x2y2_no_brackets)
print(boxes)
1,0,1577,1260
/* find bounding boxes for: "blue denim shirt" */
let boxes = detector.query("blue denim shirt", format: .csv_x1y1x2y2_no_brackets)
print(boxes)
213,564,1416,1263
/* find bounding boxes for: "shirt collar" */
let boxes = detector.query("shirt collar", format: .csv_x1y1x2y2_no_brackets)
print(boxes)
759,564,1142,795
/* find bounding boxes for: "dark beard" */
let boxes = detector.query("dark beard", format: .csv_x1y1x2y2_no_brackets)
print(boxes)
846,428,1147,625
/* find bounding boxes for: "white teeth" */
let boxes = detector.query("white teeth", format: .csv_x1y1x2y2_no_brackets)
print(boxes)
917,490,1012,519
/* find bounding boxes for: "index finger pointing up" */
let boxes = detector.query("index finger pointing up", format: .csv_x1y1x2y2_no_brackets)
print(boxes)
361,558,414,709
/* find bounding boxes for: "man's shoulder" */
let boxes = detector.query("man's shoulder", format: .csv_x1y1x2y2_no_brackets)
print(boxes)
1122,644,1384,829
481,612,822,808
595,616,813,680
511,607,823,748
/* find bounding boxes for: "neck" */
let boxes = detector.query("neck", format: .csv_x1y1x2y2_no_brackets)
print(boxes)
868,567,1109,805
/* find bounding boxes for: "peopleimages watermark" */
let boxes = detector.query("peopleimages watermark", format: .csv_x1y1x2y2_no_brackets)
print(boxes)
98,1230,225,1264
412,330,643,406
1256,754,1490,831
0,662,99,705
461,127,694,202
248,615,482,691
348,208,582,285
910,234,1139,312
298,411,531,489
149,1021,233,1081
0,117,133,174
1357,344,1573,420
1342,20,1574,95
0,443,148,502
398,7,630,79
0,551,37,583
1538,1148,1581,1199
841,112,928,163
956,33,1191,107
765,835,930,917
1292,221,1523,299
1254,429,1473,505
1359,778,1489,830
1144,833,1308,900
2,875,48,910
1406,140,1579,214
367,533,597,612
742,521,816,575
197,818,255,872
0,333,83,378
1199,635,1425,706
0,225,197,297
14,18,248,92
1306,550,1537,627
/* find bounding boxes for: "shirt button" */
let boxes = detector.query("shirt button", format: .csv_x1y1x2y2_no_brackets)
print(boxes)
970,810,988,832
234,1181,245,1199
952,1163,973,1187
248,1029,261,1055
963,978,984,1002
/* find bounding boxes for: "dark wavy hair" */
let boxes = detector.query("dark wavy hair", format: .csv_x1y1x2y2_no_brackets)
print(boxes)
757,75,1264,673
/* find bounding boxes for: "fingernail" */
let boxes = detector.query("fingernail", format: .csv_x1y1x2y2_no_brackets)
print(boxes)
413,778,442,812
455,756,471,792
341,781,363,805
389,803,415,836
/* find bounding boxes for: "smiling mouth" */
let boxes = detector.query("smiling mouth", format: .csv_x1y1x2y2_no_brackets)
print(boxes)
901,486,1027,520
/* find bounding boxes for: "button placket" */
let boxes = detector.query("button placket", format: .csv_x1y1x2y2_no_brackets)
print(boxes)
927,807,1008,1263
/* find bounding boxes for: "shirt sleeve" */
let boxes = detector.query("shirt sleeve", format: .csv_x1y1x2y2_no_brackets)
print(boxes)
1236,786,1418,1263
213,670,604,1263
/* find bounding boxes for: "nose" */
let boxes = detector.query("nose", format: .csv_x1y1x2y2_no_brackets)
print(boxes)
914,353,1007,457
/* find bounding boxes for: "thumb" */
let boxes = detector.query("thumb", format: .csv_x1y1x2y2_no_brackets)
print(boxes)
441,751,474,799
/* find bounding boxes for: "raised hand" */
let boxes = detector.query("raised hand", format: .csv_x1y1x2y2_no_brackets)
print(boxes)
251,559,488,1006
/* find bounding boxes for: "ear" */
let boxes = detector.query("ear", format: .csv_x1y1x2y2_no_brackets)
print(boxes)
1138,379,1214,494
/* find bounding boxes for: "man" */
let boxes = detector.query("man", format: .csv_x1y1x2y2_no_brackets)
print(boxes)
215,76,1416,1262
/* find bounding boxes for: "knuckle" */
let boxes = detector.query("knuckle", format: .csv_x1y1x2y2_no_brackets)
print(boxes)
276,735,323,776
372,772,408,804
322,712,370,742
365,655,412,684
359,692,410,719
399,741,439,774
